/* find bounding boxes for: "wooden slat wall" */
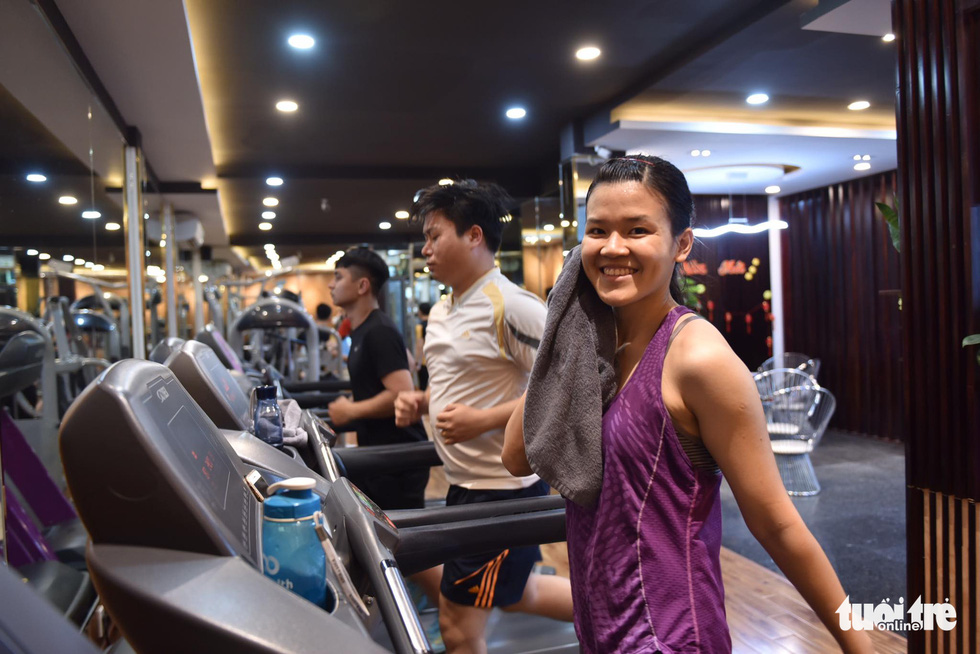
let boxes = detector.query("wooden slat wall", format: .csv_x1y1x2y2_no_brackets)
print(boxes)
779,173,904,440
914,490,979,654
895,0,980,651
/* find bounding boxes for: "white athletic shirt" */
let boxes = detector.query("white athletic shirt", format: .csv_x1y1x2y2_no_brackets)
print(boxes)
424,268,545,490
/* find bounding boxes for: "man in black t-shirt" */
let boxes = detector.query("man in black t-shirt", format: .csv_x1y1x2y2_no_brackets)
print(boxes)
327,248,428,510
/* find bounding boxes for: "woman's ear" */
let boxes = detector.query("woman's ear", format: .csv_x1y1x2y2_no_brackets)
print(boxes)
674,227,694,262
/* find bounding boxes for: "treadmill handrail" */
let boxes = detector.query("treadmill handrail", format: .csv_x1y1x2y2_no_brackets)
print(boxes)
282,379,353,393
387,493,565,529
394,508,567,576
332,441,443,477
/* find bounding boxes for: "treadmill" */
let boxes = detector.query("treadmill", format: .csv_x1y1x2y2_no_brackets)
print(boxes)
165,338,441,485
59,360,575,653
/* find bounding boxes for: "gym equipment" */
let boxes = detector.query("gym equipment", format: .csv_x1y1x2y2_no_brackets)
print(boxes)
59,360,573,653
229,295,319,382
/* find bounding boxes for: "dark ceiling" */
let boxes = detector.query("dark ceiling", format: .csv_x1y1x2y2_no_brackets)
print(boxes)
0,84,125,261
2,0,899,270
184,0,792,247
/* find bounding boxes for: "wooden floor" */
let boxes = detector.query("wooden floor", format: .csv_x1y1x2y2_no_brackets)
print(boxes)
425,467,907,653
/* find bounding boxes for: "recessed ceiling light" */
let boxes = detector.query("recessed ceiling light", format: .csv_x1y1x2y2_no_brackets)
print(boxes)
543,223,555,231
93,264,104,271
505,107,527,120
59,195,78,205
287,34,315,49
266,176,284,186
198,275,209,283
395,210,410,220
145,250,151,257
263,197,279,207
691,149,701,157
26,173,46,183
26,249,39,256
882,33,896,42
379,221,392,230
702,149,711,157
105,222,121,231
746,93,769,105
862,154,871,161
560,220,570,228
259,222,273,231
262,211,276,219
74,258,85,265
81,210,101,219
854,162,871,171
84,261,94,268
848,100,871,111
63,254,74,261
438,178,453,186
39,253,51,260
575,46,601,61
276,100,299,113
765,185,781,194
853,154,862,160
264,243,276,250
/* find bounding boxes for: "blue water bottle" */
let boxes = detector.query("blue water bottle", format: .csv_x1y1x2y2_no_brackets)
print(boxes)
262,477,327,607
251,385,283,449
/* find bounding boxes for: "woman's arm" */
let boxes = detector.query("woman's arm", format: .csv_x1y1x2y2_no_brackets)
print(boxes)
671,324,874,654
502,393,533,476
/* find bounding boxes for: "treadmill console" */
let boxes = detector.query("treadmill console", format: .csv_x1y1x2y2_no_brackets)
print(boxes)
167,339,251,430
61,364,260,566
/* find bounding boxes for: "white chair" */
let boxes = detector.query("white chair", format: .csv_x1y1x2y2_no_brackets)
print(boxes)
758,352,821,379
762,386,836,496
753,368,817,398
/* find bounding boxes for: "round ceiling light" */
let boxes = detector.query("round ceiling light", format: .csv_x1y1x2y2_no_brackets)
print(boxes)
505,107,527,120
882,33,896,42
765,185,781,194
39,253,51,260
105,222,121,231
276,100,299,112
259,222,273,231
575,46,601,61
81,210,101,219
26,173,46,183
287,34,315,49
438,178,454,186
379,221,392,230
848,100,871,111
63,254,74,261
262,211,276,219
266,176,284,186
26,249,39,256
854,162,871,171
59,195,78,205
395,210,410,220
746,93,769,105
263,197,279,207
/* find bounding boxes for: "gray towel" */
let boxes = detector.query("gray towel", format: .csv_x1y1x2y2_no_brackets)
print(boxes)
523,246,617,507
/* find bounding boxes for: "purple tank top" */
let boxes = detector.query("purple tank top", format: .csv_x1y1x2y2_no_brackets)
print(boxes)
566,305,728,654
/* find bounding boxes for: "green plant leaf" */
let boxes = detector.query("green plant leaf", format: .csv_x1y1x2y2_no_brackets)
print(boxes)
963,334,980,347
875,202,901,253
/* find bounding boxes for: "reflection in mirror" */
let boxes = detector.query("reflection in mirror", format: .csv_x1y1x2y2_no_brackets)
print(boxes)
0,0,128,483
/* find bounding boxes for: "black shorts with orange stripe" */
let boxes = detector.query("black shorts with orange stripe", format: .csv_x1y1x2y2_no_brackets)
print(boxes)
440,480,549,608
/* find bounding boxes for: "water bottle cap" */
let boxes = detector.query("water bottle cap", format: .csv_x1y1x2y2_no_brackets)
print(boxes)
255,385,277,400
263,477,320,519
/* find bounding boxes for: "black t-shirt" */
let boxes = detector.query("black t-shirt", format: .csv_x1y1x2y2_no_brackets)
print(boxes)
347,309,426,446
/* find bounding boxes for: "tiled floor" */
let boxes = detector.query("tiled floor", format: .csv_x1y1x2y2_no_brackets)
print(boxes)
720,429,907,609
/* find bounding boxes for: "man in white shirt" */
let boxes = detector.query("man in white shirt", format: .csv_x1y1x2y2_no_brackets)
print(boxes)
396,180,572,654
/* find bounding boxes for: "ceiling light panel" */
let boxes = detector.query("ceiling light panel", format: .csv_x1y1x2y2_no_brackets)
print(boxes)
287,34,315,49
